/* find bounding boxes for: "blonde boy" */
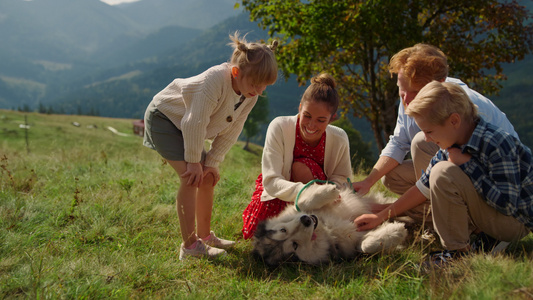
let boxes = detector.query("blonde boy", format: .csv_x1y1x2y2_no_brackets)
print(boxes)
405,81,531,264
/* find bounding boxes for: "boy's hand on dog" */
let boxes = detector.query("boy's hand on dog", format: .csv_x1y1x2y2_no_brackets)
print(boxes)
370,203,390,214
354,214,382,231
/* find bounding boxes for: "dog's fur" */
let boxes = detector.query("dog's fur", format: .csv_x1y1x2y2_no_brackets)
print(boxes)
252,183,408,265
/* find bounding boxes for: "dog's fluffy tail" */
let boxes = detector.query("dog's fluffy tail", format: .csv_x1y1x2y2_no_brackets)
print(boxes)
360,221,408,253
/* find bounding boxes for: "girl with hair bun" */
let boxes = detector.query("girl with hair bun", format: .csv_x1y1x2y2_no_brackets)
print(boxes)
143,31,278,260
242,73,352,239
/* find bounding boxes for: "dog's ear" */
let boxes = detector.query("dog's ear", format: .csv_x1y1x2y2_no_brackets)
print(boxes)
252,246,280,267
252,222,279,265
254,221,268,239
252,240,285,266
265,248,296,266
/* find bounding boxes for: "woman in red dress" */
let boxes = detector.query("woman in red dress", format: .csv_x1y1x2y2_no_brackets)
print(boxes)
242,73,352,239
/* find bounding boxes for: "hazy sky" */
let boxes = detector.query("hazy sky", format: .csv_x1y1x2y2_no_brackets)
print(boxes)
100,0,141,5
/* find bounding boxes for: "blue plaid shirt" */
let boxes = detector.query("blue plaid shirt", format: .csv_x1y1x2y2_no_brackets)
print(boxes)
417,118,533,230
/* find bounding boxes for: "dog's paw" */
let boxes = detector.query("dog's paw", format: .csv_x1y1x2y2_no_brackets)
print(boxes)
360,221,408,253
297,183,340,211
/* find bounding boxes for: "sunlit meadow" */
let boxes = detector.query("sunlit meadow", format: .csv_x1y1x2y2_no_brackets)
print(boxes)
1,110,532,299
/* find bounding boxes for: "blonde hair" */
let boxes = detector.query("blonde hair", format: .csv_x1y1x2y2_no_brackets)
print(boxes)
300,73,339,116
389,44,449,90
229,31,278,85
406,81,478,125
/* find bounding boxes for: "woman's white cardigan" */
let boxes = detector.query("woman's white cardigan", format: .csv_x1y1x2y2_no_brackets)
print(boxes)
261,115,353,202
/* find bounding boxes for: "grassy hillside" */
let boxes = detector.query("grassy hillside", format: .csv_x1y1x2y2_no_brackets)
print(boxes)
1,110,532,299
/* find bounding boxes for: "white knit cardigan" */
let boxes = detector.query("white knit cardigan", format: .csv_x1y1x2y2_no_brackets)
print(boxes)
151,63,257,168
261,115,353,202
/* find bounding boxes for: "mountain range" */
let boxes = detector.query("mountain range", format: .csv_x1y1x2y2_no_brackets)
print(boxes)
0,0,306,115
0,0,532,150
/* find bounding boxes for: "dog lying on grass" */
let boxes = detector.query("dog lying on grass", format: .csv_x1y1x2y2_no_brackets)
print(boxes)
252,183,408,265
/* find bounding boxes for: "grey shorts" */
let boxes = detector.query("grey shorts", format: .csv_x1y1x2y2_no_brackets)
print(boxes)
143,102,205,162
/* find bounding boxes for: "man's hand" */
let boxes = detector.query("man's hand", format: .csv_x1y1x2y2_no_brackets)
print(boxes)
352,180,372,196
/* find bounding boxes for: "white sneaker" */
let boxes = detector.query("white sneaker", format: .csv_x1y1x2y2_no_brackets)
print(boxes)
200,231,236,249
179,240,226,260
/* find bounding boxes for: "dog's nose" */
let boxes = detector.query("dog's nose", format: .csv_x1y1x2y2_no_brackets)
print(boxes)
300,215,313,227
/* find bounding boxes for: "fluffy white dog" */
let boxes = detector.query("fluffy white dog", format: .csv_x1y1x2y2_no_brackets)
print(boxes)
252,183,408,265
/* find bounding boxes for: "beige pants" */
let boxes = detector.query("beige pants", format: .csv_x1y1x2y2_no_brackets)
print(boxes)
429,161,530,250
382,132,438,226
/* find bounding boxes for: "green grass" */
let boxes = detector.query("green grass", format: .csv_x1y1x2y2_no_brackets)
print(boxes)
1,109,532,299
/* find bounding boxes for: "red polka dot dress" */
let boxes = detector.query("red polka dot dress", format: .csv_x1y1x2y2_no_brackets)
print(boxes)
242,119,327,239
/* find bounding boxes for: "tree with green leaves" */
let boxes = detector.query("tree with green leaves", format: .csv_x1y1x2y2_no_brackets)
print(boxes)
331,116,374,173
242,92,269,151
239,0,533,151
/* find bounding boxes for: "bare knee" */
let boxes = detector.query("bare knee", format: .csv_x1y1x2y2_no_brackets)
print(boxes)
202,172,216,186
